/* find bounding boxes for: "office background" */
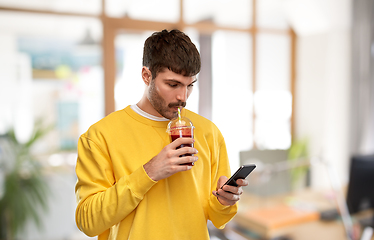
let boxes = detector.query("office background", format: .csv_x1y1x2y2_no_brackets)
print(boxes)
0,0,373,239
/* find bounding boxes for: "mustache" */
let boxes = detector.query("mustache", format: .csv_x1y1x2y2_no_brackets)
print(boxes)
168,102,186,108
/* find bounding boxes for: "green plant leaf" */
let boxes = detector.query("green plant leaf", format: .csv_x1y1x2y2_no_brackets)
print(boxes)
287,138,310,190
0,119,53,238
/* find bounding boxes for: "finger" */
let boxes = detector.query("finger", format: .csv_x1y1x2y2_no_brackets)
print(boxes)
174,164,194,171
217,176,228,189
221,185,242,195
170,137,195,148
236,179,249,187
175,146,198,156
217,188,241,202
214,191,237,206
166,162,194,173
175,155,198,165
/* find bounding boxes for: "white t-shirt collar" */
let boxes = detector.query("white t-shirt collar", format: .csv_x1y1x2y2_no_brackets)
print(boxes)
131,104,169,122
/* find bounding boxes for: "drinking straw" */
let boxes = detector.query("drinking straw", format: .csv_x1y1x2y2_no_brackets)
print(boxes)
178,107,181,121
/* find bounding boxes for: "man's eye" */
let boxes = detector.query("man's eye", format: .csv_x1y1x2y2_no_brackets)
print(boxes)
188,84,194,88
168,84,178,87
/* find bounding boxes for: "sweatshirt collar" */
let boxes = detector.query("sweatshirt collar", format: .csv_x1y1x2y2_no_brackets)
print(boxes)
124,105,171,128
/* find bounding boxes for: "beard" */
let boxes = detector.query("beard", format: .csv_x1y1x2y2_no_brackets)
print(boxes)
148,80,186,120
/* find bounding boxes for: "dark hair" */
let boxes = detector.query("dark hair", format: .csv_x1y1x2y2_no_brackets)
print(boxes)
142,29,201,79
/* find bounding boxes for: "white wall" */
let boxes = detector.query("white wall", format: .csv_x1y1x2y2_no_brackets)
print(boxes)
292,0,352,188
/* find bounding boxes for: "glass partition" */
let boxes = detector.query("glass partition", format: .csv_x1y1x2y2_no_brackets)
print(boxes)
255,33,291,149
212,30,253,170
106,0,180,22
114,31,151,111
0,11,104,155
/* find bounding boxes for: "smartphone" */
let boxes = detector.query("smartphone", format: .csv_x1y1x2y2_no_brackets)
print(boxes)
221,164,256,188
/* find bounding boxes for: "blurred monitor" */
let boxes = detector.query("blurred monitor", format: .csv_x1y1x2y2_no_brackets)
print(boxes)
346,154,374,227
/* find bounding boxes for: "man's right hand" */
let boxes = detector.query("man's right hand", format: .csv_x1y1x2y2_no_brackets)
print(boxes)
143,138,198,181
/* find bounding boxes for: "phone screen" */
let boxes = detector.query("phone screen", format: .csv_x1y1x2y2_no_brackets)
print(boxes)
221,164,256,188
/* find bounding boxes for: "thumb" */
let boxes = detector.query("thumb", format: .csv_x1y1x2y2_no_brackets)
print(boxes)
217,175,229,189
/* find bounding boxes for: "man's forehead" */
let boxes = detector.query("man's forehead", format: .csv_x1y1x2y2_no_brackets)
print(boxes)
159,68,196,77
158,69,197,81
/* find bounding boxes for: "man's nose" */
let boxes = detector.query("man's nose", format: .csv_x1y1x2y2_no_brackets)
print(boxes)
176,87,188,102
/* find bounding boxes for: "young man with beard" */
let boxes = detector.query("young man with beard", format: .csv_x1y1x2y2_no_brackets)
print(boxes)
75,29,248,240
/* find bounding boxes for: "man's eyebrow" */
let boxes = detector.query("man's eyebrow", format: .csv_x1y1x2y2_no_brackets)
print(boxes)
164,79,198,85
191,79,198,84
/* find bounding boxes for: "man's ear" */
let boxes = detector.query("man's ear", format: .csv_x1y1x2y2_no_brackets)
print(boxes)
142,67,152,86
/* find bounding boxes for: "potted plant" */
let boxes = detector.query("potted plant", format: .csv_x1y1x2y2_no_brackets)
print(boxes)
0,120,52,240
287,138,309,191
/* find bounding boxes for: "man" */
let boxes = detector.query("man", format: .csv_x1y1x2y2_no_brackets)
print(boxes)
75,29,248,240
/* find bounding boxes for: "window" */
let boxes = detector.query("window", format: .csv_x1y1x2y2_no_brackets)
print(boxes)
255,33,292,149
0,11,104,152
0,0,295,172
212,31,253,167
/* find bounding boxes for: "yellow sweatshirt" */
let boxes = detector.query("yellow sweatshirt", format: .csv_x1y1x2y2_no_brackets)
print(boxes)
75,106,237,240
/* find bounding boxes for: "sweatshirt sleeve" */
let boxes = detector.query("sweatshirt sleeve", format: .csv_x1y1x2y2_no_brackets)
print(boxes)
75,134,157,237
208,137,238,229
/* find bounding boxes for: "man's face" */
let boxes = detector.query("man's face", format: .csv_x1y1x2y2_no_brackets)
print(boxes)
147,69,197,120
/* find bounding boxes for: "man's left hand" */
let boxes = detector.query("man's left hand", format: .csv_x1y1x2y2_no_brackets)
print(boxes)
212,176,248,206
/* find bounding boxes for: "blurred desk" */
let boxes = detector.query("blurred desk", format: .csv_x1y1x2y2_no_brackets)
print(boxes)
229,188,371,240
